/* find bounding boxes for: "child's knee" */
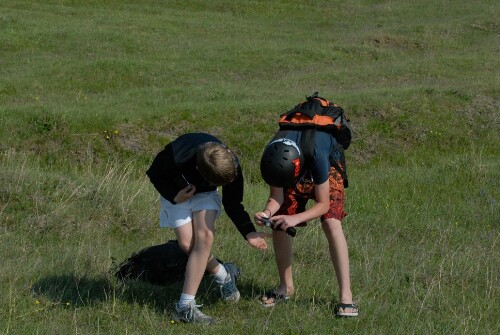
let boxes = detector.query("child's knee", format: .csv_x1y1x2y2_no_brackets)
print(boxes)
195,228,215,248
322,218,343,234
178,240,193,255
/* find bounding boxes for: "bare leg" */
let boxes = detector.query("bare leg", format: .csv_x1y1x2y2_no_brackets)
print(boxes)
262,230,294,304
174,220,194,255
175,223,220,275
322,218,355,312
177,209,217,296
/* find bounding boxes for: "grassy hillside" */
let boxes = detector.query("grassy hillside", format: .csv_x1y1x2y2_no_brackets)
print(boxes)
1,1,499,334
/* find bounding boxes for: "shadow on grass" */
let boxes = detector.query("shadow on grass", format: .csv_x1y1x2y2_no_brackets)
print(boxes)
31,274,182,313
30,273,261,314
31,274,113,307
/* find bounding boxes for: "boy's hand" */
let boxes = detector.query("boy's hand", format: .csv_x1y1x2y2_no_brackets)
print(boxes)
173,185,196,203
254,212,268,227
269,214,300,230
246,231,272,250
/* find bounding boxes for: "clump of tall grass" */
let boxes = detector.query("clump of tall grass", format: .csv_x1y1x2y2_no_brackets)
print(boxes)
0,149,156,238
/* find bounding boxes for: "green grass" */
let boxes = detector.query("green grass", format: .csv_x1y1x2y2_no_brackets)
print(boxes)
1,0,499,334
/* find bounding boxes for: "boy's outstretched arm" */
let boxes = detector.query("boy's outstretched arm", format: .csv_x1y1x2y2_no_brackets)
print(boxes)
222,166,270,249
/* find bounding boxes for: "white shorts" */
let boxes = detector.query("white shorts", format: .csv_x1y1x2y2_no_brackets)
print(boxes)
159,191,221,228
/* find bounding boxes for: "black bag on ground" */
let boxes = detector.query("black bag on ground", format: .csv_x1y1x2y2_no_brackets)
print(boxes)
114,240,188,285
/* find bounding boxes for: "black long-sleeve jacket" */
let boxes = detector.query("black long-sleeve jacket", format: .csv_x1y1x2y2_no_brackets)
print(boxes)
146,133,256,239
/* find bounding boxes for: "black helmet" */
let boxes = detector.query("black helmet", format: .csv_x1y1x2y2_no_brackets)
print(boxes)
260,138,303,187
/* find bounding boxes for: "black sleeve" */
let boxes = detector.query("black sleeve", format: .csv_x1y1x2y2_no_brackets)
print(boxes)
221,165,256,240
146,145,180,204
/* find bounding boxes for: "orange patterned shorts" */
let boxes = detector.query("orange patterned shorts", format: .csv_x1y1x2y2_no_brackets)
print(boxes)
276,166,346,224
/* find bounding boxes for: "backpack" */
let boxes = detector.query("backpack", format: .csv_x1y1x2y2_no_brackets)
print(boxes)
278,92,351,187
114,240,188,285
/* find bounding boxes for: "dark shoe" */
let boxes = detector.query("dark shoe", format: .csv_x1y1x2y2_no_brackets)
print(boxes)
172,300,214,324
219,263,240,302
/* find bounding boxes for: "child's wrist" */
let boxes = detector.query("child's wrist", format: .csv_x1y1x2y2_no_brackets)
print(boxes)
263,208,272,217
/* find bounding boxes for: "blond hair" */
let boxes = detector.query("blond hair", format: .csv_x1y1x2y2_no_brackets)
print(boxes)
196,142,237,186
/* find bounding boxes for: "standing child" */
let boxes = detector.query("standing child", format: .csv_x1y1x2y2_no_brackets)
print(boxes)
255,122,358,316
147,132,270,324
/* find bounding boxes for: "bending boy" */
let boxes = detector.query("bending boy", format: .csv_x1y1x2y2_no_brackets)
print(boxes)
255,131,358,317
147,132,270,324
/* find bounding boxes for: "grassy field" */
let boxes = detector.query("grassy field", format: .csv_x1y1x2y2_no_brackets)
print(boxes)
1,0,499,334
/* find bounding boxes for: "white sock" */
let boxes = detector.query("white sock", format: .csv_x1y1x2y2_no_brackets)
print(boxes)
213,263,229,284
178,293,195,308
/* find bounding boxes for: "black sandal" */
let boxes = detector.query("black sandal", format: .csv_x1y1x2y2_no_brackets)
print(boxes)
259,291,290,307
335,303,359,317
